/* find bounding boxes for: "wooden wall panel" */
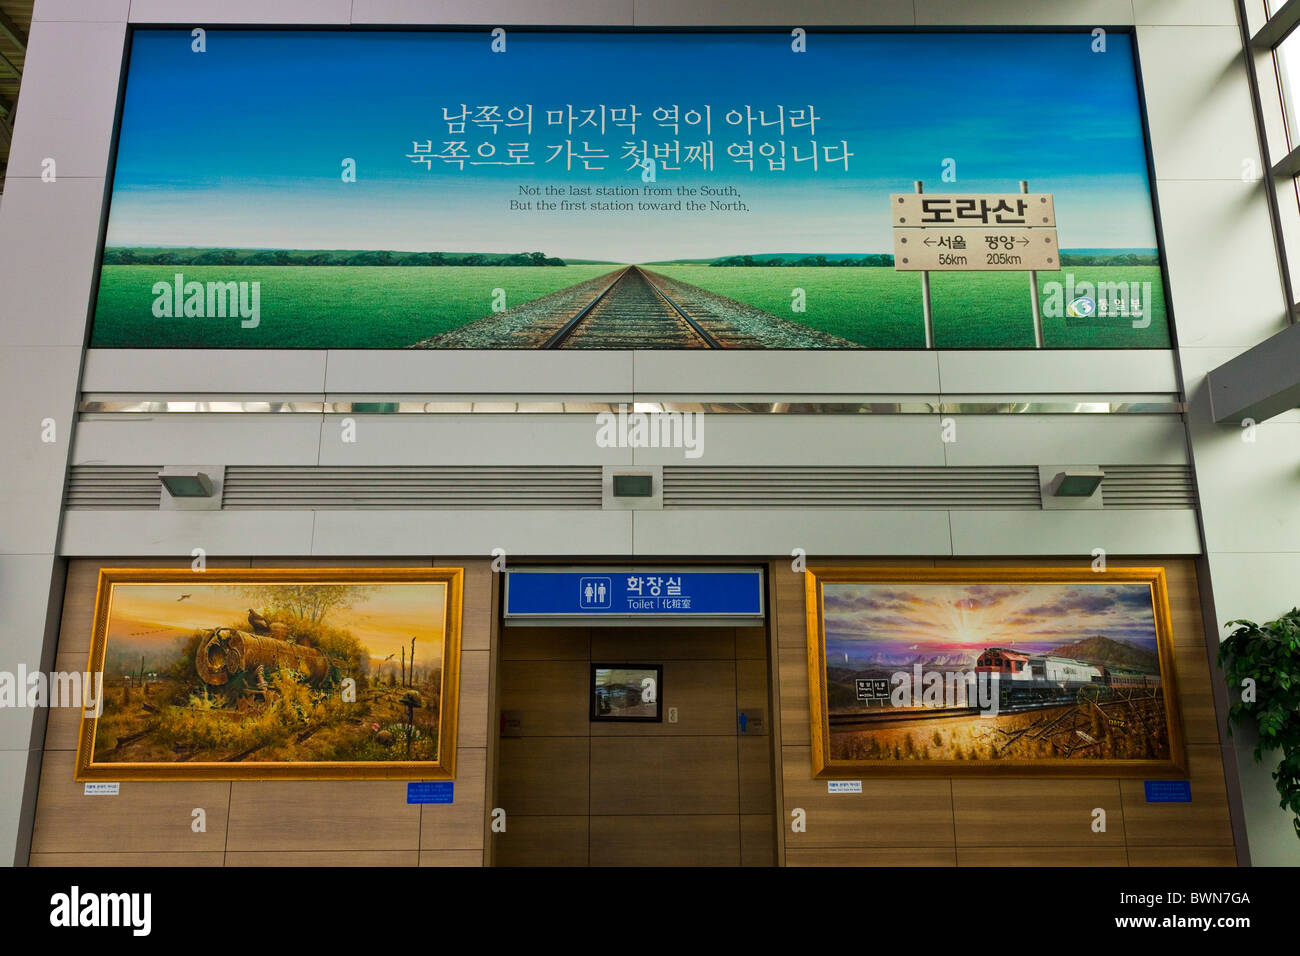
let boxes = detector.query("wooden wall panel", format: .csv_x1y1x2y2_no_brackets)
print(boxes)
493,815,588,867
31,751,230,854
418,850,487,866
589,815,740,867
777,642,811,744
224,850,418,866
30,851,226,867
458,650,493,750
590,737,740,815
741,814,777,866
590,626,735,660
420,747,487,851
736,626,767,660
1119,744,1234,846
951,779,1125,846
45,650,99,752
736,658,769,721
739,736,775,814
494,624,777,866
226,780,419,852
500,627,590,661
781,749,956,847
786,846,956,866
500,659,590,736
1126,845,1238,866
956,846,1130,866
29,557,495,867
774,557,1237,866
497,737,590,815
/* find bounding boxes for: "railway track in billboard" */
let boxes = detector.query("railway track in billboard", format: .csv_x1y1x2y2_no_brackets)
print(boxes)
543,266,724,349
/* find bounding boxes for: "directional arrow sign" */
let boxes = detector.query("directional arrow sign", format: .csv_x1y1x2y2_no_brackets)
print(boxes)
893,227,1060,272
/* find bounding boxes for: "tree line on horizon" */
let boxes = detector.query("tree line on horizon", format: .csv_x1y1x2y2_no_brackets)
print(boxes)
101,247,1160,269
708,252,1160,267
101,248,569,267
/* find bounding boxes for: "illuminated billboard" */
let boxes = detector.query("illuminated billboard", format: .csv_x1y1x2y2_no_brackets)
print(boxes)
91,29,1169,350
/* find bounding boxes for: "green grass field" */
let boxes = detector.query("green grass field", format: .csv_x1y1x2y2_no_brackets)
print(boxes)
649,265,1170,348
90,265,618,348
91,262,1170,349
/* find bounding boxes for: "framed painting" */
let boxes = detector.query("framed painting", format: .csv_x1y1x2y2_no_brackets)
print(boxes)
75,567,463,780
805,567,1186,777
590,664,663,722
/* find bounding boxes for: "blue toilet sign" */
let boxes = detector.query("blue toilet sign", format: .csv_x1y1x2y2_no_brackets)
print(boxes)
504,567,764,623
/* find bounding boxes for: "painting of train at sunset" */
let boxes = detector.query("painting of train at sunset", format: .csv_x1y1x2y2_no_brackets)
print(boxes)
805,568,1185,775
76,568,463,780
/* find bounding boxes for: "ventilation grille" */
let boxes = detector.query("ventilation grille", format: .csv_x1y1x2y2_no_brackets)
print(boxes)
662,466,1043,509
64,466,162,510
662,465,1197,510
220,466,603,509
1097,465,1198,509
63,464,1196,511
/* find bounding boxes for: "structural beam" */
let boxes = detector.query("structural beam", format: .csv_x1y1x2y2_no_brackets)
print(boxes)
1253,0,1300,47
1207,321,1300,423
1273,140,1300,178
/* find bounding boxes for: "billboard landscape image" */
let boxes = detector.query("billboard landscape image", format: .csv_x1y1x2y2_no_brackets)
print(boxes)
92,30,1169,349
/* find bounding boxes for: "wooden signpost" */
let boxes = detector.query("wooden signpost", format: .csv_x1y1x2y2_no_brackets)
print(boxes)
891,183,1061,348
892,228,1060,272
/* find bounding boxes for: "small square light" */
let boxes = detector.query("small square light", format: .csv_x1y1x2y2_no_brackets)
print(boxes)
612,474,654,498
1051,470,1105,498
157,468,214,498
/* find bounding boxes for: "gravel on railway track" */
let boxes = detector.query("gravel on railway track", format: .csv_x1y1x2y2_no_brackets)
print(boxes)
410,266,857,349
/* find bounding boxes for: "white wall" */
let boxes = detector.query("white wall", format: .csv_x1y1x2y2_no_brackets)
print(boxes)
1137,7,1300,865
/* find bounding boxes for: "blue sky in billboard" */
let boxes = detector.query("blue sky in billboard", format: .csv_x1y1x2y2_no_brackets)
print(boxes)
107,30,1158,263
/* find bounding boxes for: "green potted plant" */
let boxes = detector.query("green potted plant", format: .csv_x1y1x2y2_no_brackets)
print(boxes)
1218,609,1300,838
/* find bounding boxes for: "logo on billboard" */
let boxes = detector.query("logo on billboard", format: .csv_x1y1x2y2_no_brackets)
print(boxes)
1067,296,1096,318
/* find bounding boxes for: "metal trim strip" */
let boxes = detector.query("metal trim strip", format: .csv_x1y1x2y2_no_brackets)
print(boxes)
77,400,1185,415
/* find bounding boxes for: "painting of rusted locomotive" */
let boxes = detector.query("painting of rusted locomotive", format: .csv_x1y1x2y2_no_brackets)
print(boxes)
194,626,333,695
76,567,464,780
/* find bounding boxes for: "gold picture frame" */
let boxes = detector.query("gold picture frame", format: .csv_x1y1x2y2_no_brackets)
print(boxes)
805,567,1186,777
75,567,463,781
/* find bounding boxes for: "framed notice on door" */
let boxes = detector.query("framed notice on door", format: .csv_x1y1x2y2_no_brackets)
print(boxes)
591,664,662,722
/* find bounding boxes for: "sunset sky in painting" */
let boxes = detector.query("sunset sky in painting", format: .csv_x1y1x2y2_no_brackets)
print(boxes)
823,582,1157,664
106,582,445,662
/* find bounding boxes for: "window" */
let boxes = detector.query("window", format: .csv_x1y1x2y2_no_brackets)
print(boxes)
1250,0,1300,318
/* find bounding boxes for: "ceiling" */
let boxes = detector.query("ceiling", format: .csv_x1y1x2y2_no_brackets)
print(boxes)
0,0,32,193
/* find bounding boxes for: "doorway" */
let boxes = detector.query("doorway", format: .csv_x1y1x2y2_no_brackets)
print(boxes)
493,623,776,866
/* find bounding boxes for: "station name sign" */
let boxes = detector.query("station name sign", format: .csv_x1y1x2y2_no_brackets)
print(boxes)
504,568,764,625
891,192,1061,272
